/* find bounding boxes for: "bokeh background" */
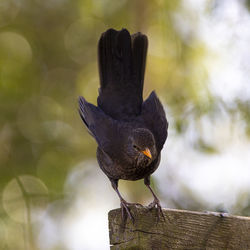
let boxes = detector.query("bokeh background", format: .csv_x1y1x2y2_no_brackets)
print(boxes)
1,0,250,249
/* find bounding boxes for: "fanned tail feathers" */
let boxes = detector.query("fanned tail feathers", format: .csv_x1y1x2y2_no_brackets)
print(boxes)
97,28,148,119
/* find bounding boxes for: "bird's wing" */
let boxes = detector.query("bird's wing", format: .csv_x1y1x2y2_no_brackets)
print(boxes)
79,96,121,156
140,91,168,152
97,28,148,120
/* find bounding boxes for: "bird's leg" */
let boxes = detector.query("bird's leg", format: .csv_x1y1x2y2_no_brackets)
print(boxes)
110,179,134,222
144,176,165,220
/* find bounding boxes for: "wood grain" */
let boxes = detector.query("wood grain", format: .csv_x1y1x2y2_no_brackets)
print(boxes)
109,206,250,249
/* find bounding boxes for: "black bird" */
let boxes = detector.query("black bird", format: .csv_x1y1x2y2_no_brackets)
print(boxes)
79,28,168,220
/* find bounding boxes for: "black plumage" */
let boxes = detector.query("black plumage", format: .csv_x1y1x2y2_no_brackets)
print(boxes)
79,28,168,220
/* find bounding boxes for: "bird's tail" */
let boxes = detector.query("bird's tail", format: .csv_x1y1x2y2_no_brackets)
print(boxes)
97,28,148,118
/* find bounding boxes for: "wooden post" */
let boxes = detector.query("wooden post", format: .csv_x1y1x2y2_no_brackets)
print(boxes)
109,206,250,249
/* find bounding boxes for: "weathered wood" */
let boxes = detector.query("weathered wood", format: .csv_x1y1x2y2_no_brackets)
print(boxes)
109,206,250,249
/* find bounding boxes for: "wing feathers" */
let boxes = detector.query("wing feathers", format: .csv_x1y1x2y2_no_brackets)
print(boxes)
141,91,168,151
78,96,121,155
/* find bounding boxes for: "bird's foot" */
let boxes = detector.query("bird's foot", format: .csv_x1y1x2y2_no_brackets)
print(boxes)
120,199,134,223
147,198,165,221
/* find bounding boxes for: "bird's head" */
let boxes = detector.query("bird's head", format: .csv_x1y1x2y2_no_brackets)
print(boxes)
126,128,157,167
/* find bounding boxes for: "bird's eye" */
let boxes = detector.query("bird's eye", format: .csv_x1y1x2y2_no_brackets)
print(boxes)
133,145,139,150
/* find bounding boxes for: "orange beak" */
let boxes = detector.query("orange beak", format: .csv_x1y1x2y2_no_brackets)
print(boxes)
142,148,152,159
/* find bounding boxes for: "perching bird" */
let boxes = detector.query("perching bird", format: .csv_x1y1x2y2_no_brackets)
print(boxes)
79,28,168,220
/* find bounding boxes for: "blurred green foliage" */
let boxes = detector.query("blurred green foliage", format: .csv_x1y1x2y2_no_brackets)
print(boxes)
1,0,250,249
